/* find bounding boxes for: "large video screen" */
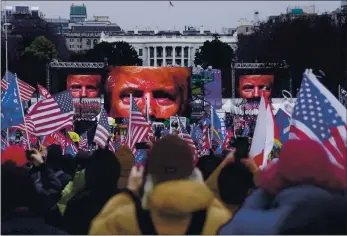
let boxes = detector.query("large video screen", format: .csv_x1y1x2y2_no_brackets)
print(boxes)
105,66,192,119
238,75,274,99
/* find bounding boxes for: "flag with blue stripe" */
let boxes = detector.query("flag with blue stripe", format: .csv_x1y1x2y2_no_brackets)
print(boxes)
275,108,291,144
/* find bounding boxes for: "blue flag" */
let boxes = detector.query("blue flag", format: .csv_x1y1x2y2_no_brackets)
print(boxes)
135,149,147,164
65,143,78,157
275,108,291,144
1,72,24,129
212,107,222,130
211,107,224,145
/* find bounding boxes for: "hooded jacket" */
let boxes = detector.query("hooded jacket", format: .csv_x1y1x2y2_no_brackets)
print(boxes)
219,140,347,235
89,168,231,235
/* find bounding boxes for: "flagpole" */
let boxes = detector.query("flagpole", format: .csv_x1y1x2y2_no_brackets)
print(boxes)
338,84,341,102
176,114,182,136
14,74,31,149
210,105,213,149
3,1,10,144
128,94,133,147
146,93,150,123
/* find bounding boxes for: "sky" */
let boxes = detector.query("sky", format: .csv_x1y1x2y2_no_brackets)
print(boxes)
3,1,342,32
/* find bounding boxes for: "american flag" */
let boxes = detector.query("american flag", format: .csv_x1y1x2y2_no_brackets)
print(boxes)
28,90,74,136
289,69,347,169
177,116,198,163
125,96,150,154
93,107,111,149
11,115,35,134
202,120,210,150
1,72,35,102
222,129,233,151
107,138,116,153
21,136,29,150
79,132,88,151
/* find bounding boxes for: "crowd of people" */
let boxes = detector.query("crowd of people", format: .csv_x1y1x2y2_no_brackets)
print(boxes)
2,134,346,235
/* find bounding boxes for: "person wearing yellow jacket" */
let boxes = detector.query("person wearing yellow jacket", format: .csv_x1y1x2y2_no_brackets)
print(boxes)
57,169,86,216
89,135,232,235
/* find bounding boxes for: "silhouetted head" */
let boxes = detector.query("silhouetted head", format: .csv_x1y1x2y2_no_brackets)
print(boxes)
1,161,38,217
196,155,222,180
218,162,254,206
46,144,63,168
85,149,121,192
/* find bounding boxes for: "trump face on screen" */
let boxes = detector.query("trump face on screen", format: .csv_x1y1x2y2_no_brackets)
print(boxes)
106,66,191,119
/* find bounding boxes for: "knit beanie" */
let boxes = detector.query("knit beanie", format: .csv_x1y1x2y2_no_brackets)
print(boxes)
147,135,194,184
258,139,347,194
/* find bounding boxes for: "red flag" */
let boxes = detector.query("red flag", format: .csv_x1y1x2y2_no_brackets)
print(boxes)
37,84,51,98
42,131,66,149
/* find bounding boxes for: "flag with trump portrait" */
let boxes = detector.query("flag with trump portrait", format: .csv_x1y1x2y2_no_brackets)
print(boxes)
289,69,347,170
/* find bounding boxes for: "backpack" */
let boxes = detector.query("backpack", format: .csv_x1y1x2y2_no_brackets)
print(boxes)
124,189,207,235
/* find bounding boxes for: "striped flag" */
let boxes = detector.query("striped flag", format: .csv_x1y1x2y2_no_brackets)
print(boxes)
202,120,210,150
177,116,198,164
79,132,88,150
28,90,74,136
93,107,111,149
1,72,35,102
222,129,233,151
21,136,29,150
11,115,35,134
125,95,150,154
289,69,347,169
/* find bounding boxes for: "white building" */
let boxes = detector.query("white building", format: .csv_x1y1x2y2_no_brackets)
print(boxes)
99,27,237,67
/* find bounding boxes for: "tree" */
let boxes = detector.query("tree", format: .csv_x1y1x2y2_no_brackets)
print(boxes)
18,36,58,86
1,13,69,79
194,35,234,97
237,12,347,96
85,41,142,66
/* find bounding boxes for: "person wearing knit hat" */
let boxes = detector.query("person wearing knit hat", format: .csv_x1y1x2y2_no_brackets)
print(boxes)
90,135,232,235
147,135,194,184
1,145,27,167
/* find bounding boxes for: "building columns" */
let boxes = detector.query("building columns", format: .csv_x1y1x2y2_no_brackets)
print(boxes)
154,46,157,67
147,47,150,66
188,47,191,66
172,46,176,65
181,47,184,66
163,46,166,66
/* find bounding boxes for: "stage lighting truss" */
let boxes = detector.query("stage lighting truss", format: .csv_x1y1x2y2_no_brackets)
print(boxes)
233,62,289,69
49,61,105,68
